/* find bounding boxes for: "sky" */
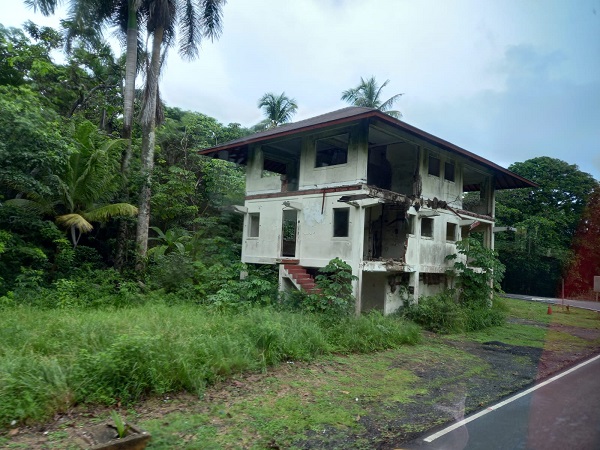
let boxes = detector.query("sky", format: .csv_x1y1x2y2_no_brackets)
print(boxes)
2,0,600,180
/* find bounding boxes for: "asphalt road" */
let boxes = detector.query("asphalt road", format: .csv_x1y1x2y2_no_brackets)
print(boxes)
502,293,600,312
405,355,600,449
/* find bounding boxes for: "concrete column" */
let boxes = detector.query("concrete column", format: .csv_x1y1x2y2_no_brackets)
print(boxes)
353,205,366,314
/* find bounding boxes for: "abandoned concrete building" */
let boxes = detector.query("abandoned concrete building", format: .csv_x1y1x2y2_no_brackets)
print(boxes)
200,107,536,314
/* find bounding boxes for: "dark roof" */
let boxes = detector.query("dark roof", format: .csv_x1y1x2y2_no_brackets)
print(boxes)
199,107,536,190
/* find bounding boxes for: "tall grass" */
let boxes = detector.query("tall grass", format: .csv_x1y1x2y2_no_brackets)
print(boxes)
0,303,420,428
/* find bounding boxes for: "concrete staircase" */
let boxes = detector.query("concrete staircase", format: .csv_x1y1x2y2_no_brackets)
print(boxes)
282,264,320,294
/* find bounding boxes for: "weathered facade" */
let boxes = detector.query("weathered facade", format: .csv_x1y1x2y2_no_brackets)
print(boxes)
200,107,535,314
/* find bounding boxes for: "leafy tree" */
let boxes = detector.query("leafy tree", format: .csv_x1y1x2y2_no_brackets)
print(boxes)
563,183,600,297
0,23,62,88
6,121,137,247
1,22,124,129
256,92,298,129
341,76,403,118
151,107,246,236
0,85,69,198
0,22,78,115
495,157,597,296
63,42,124,131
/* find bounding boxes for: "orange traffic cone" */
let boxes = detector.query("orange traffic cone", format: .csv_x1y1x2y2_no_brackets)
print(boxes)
547,304,552,315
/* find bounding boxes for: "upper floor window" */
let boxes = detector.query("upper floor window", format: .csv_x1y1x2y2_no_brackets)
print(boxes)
333,208,350,237
428,155,440,177
444,161,455,182
315,134,349,168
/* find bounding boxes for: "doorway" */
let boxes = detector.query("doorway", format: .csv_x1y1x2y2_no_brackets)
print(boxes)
281,209,298,257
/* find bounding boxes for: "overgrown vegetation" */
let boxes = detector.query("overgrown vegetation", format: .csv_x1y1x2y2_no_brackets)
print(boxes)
404,238,508,333
0,302,420,428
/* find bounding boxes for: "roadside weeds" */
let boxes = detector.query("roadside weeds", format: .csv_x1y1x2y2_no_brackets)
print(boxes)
2,299,600,449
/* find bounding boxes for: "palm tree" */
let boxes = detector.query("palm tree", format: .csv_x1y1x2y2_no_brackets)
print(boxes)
135,0,226,268
26,0,145,266
6,121,138,247
256,92,298,129
341,76,403,118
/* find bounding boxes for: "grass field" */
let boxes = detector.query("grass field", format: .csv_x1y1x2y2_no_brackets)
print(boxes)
2,298,600,449
0,303,420,429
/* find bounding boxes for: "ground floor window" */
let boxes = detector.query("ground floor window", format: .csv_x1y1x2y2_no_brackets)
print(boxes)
446,222,457,241
333,208,350,237
421,217,434,238
248,213,260,237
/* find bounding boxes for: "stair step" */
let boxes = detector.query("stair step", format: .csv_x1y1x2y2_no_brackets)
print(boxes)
293,274,311,280
282,263,322,294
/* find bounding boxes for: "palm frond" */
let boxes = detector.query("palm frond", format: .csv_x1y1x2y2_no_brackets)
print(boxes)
200,0,225,41
341,87,360,103
258,92,297,126
84,203,138,223
382,110,402,119
56,213,94,233
25,0,57,16
178,0,201,60
379,93,404,117
342,76,403,117
374,78,391,106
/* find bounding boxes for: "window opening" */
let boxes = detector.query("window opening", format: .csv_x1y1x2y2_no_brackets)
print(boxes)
262,158,286,177
421,217,434,238
446,222,457,241
248,213,260,237
333,208,350,237
444,161,455,182
428,155,440,177
407,215,415,234
316,134,349,167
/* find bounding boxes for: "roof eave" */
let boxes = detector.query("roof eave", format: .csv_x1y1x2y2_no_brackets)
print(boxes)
198,109,537,190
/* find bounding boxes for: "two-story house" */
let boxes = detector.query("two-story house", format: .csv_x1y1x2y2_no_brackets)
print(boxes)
200,107,535,314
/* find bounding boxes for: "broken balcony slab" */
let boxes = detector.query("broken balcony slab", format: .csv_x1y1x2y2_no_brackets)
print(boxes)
363,259,414,273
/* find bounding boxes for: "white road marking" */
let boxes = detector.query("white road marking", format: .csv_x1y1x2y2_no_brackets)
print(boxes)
423,354,600,443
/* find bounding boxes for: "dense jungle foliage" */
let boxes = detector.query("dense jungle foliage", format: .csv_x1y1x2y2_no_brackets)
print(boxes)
1,21,598,306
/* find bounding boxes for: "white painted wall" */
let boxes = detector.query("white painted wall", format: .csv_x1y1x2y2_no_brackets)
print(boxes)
242,190,363,268
299,125,368,189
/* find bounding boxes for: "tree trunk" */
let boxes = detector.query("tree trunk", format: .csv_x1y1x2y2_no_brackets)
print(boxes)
120,2,139,176
115,1,139,270
135,26,163,271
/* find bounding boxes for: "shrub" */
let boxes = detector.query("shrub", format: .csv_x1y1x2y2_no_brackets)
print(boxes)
403,292,507,334
326,312,421,352
446,237,506,308
299,258,357,316
403,291,466,334
464,297,508,331
206,264,279,309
